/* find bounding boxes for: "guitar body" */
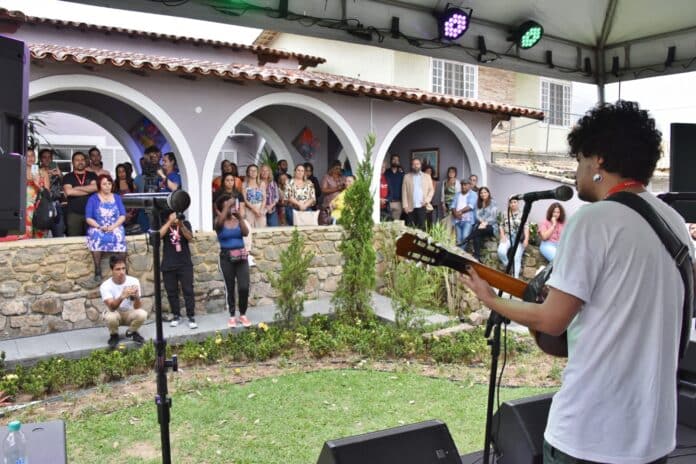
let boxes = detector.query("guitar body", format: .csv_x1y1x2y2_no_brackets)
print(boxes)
523,265,569,358
396,232,568,358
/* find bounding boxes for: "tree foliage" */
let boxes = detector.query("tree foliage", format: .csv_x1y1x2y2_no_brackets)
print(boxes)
332,134,377,319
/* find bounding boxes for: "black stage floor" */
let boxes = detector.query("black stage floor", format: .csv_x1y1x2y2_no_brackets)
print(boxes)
460,424,696,464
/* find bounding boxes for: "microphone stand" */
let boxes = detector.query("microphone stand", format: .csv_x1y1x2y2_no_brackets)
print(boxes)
482,199,533,464
146,209,178,464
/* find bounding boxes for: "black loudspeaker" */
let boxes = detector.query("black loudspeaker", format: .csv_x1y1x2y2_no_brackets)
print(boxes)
0,35,28,156
669,123,696,222
491,393,554,464
678,341,696,429
316,420,461,464
0,35,28,234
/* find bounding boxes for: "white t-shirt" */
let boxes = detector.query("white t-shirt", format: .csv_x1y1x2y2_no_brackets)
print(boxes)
544,192,693,464
100,276,141,312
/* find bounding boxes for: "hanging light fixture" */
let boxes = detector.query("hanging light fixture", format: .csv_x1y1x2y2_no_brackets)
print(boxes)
439,7,472,41
512,20,544,49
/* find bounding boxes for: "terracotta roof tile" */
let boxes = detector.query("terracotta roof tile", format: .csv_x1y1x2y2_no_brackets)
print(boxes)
0,8,325,68
29,43,545,120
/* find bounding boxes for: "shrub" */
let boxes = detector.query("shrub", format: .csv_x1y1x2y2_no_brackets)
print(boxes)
269,228,314,327
332,134,376,320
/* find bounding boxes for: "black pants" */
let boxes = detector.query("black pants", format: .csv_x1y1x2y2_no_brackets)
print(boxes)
162,266,195,319
464,224,495,260
543,441,667,464
66,212,87,237
218,253,249,316
406,207,427,230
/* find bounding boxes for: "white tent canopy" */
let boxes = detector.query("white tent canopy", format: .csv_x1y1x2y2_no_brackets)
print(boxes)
64,0,696,95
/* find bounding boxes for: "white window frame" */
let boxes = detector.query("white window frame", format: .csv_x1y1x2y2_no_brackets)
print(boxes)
430,58,478,99
540,78,572,128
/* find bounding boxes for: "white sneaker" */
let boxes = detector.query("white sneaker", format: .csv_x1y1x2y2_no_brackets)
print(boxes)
188,319,198,329
170,317,180,327
248,255,256,267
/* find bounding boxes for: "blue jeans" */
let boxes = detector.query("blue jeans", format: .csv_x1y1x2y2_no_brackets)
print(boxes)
454,221,474,248
540,240,557,262
497,234,525,278
285,205,294,226
266,210,279,227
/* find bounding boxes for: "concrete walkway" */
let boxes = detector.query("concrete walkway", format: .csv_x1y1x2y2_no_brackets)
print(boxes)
0,293,454,368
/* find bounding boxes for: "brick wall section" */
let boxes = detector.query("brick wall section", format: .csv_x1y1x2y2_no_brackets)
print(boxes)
478,66,517,151
0,224,399,339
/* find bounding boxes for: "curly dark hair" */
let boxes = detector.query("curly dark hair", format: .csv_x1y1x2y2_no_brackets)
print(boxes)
567,100,662,185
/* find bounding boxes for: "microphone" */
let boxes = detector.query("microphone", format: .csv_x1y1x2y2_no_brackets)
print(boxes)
121,190,191,213
510,185,573,202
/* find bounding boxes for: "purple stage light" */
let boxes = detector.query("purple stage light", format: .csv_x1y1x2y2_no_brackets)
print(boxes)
439,8,470,40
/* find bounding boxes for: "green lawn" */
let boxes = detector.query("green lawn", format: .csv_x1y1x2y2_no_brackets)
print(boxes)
68,369,552,463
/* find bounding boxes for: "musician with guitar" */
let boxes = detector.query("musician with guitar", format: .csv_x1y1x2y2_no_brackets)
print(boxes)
461,101,693,464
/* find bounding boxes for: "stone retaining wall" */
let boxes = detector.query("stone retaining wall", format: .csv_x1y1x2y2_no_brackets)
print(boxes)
0,224,399,339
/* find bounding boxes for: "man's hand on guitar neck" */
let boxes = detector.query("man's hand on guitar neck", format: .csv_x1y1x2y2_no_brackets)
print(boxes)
461,265,583,337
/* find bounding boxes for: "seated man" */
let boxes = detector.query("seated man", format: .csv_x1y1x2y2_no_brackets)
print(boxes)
100,255,148,348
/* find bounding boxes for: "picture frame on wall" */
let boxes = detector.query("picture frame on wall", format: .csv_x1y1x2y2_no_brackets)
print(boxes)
411,148,440,179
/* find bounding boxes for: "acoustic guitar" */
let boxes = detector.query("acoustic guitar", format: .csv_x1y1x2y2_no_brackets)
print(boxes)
395,232,568,357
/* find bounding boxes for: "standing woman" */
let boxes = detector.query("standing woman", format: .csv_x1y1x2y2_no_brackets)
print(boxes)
215,194,251,328
287,164,316,226
440,167,460,219
113,163,138,233
277,173,290,226
158,152,181,192
463,186,498,261
25,148,50,238
213,172,245,218
242,164,266,228
212,160,233,193
85,174,127,279
259,164,279,226
497,197,529,278
539,202,566,262
320,160,345,223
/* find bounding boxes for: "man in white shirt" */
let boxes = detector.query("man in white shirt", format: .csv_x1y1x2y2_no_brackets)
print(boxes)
100,255,148,349
462,101,693,464
401,158,434,230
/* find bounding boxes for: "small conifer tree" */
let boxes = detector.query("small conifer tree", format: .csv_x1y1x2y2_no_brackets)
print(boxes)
332,134,377,320
269,228,314,327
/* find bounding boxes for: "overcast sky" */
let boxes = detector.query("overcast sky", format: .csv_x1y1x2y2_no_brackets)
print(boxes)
3,0,695,136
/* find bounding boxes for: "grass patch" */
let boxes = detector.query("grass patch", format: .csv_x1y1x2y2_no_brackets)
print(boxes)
67,369,552,463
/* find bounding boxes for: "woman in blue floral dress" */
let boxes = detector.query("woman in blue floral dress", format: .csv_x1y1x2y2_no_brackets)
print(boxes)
86,174,127,280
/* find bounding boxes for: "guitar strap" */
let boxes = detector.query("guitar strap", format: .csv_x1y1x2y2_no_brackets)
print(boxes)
606,191,695,358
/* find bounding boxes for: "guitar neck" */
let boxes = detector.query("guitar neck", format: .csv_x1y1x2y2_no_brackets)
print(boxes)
440,253,528,299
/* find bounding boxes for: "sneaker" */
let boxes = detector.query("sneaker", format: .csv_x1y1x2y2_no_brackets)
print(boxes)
126,330,145,345
248,255,256,267
170,317,180,327
107,333,119,349
188,318,198,329
239,315,252,328
227,317,237,328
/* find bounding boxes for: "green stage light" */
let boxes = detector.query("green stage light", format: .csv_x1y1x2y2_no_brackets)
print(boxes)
515,20,543,49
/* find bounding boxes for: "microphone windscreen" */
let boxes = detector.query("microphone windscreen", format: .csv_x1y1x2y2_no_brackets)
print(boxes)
555,185,574,201
167,189,191,213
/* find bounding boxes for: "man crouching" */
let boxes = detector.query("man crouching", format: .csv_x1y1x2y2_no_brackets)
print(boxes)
101,255,148,348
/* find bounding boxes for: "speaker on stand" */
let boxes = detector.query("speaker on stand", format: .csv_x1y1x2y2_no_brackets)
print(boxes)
667,123,696,222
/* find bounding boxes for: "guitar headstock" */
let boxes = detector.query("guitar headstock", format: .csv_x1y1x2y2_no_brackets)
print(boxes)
395,232,451,266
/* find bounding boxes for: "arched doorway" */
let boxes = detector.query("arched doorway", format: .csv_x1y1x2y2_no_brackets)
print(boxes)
29,75,200,229
202,92,363,231
373,109,488,222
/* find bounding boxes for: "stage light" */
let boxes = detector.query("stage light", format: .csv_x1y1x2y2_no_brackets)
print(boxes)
513,20,543,49
439,7,471,41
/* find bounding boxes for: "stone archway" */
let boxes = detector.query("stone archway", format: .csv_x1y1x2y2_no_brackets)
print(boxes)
372,109,488,222
29,74,200,229
202,92,363,231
